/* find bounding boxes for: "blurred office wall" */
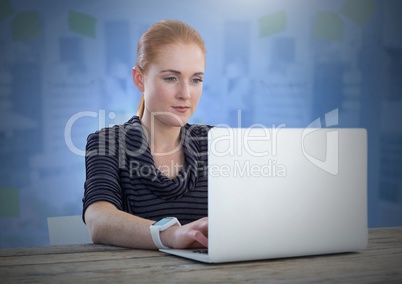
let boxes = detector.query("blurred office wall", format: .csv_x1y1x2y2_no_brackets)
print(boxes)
0,0,401,247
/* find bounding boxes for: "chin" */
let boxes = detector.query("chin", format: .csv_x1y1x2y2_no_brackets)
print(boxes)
158,113,190,127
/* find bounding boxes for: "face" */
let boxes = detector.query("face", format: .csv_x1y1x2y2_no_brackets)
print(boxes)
134,42,205,129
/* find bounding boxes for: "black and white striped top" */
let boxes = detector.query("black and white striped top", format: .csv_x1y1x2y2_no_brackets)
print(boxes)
82,116,211,225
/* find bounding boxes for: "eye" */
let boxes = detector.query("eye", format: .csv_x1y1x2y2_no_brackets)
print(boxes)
164,77,177,82
192,78,203,84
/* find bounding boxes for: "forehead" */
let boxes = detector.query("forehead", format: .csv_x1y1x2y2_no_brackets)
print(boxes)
152,42,206,72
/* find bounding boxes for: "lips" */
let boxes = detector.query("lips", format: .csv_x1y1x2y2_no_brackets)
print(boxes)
172,106,190,113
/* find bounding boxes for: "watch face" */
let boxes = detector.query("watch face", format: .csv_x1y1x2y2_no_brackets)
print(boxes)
154,217,174,226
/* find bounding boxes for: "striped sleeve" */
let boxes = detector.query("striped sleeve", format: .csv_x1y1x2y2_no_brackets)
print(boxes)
82,127,123,222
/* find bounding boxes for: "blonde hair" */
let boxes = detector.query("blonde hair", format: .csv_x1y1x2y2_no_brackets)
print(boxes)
135,19,206,119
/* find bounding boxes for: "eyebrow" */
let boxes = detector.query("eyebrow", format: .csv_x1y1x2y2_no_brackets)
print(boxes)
160,69,204,76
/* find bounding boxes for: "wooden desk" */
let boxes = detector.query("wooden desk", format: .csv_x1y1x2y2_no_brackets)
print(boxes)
1,227,401,283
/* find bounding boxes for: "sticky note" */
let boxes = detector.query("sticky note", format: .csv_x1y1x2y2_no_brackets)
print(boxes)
68,11,96,38
341,0,375,27
313,12,343,41
0,188,20,217
11,12,41,41
259,11,287,38
0,0,14,22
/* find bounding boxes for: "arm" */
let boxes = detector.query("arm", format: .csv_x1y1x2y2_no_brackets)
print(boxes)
85,201,208,249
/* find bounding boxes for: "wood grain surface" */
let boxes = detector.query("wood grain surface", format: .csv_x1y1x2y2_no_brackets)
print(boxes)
0,227,401,283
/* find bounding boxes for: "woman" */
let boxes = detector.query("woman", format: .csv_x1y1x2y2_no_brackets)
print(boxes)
83,20,210,249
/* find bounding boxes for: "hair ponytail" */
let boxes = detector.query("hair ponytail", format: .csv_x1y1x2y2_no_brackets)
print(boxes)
137,93,145,119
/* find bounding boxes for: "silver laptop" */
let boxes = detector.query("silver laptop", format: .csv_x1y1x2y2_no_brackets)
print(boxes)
160,127,368,263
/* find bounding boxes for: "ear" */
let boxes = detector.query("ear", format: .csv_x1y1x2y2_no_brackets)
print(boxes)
132,66,145,92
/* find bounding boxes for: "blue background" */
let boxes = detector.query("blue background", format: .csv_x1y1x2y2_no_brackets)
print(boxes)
1,0,401,248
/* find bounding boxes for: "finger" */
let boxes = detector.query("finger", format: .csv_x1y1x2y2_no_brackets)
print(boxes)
192,218,208,231
188,230,208,247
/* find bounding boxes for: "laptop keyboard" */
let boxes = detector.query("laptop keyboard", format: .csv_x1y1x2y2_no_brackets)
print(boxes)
192,249,208,254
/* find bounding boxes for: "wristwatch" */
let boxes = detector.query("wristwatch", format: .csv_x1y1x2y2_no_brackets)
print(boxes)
150,217,181,249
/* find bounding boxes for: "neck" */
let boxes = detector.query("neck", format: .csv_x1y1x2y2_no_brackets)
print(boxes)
141,114,183,155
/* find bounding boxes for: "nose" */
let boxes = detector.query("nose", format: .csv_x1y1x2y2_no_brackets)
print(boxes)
177,81,191,100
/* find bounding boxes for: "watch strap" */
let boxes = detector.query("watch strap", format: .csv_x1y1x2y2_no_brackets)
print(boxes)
150,225,170,249
150,217,181,249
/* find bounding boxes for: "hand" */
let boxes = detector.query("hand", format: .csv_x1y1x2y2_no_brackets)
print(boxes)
160,217,208,249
